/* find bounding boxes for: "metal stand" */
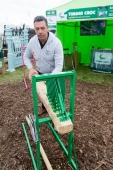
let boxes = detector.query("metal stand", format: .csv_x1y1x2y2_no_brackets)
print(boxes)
22,71,79,170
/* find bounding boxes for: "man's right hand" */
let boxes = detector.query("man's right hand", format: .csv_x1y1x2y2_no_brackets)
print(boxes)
29,68,38,80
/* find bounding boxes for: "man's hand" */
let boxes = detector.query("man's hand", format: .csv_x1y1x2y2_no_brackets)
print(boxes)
29,68,38,80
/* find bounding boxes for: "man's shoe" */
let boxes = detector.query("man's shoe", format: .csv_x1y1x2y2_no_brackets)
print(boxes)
38,108,47,115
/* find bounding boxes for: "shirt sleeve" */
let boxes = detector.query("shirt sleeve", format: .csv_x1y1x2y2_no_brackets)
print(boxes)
52,40,64,73
24,41,33,70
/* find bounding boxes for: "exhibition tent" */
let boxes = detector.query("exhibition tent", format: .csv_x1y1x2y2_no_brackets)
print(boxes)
46,0,113,65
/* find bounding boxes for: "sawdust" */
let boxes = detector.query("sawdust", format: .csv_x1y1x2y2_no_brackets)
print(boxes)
0,80,113,170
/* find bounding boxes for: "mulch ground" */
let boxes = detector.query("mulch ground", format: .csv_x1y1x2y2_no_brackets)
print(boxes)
0,79,113,170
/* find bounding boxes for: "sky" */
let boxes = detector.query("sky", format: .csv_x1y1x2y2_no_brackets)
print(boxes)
0,0,71,27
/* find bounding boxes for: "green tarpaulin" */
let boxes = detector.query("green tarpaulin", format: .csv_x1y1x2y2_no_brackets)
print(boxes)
46,0,113,65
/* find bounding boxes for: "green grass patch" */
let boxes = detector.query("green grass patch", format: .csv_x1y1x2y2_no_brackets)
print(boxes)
76,65,113,86
0,67,27,85
0,65,113,86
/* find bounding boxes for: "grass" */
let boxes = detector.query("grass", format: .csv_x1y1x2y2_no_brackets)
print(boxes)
76,65,113,86
0,67,24,85
0,65,113,86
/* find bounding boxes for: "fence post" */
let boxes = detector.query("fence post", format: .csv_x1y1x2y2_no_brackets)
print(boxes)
5,28,15,72
23,28,28,46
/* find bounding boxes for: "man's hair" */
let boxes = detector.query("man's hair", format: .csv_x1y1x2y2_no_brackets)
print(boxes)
34,16,48,27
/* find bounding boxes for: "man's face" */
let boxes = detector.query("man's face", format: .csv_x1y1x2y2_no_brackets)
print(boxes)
34,20,48,42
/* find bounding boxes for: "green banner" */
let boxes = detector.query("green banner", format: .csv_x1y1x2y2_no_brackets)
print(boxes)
46,10,56,16
64,5,113,20
46,5,113,25
108,5,113,17
64,7,98,19
48,25,56,29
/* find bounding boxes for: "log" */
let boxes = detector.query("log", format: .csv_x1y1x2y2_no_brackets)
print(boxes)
36,81,73,134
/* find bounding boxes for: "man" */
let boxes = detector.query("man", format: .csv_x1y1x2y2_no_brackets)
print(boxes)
24,15,64,115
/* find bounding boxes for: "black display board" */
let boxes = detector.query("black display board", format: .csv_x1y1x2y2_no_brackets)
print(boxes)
90,49,113,73
80,20,106,36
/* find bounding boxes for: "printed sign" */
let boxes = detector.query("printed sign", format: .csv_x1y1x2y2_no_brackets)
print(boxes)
46,10,57,28
108,5,113,17
64,7,97,19
91,50,113,74
46,5,113,28
46,10,56,16
94,52,112,65
56,5,113,21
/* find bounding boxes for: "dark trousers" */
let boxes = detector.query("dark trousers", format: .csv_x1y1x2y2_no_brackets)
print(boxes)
38,71,46,110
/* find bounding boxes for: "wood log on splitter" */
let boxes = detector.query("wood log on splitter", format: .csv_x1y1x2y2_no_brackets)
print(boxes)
36,81,73,134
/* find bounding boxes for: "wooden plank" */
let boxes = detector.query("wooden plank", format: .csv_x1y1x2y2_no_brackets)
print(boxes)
36,81,73,134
